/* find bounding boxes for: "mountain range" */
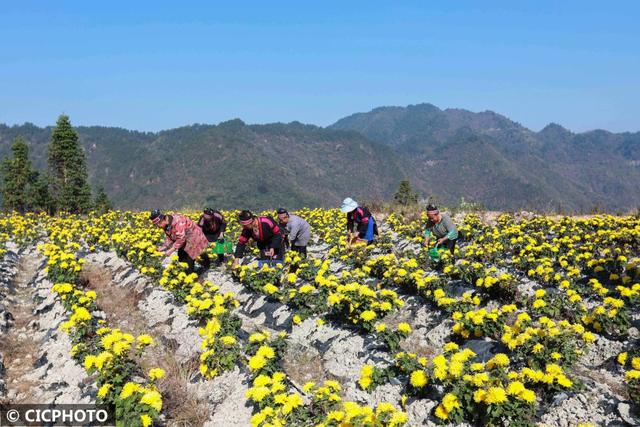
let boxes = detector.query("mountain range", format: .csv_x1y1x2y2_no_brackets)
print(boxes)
1,103,639,212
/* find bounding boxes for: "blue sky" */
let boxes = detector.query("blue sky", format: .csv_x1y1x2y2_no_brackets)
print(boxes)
1,1,638,132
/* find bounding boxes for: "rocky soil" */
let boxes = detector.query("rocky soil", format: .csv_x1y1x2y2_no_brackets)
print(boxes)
0,238,638,426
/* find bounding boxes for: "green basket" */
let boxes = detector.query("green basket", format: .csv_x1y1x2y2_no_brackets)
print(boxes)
212,239,234,255
428,244,444,261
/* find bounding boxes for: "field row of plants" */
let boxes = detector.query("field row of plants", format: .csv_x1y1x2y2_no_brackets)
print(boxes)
0,209,638,426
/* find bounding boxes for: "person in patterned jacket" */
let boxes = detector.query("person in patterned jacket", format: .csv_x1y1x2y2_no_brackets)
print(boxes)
150,209,210,273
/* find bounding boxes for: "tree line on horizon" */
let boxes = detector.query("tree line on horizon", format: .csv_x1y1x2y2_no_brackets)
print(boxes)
1,114,429,216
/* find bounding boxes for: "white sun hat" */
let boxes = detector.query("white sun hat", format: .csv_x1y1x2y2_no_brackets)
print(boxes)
340,197,358,213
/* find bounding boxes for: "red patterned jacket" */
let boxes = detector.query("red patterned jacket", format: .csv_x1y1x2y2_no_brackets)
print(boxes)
161,214,209,259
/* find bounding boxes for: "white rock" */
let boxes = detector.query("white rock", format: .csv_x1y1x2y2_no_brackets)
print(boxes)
406,399,439,427
201,368,253,427
579,335,624,367
539,381,621,426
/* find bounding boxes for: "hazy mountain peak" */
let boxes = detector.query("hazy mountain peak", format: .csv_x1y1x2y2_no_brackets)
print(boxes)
218,118,246,128
540,122,571,135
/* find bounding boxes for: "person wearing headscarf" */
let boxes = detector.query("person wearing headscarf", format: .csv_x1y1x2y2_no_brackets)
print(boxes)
422,204,459,254
231,210,284,268
197,207,227,263
150,209,210,273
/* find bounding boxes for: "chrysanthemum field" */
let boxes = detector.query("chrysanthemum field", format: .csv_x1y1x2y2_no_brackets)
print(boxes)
0,210,638,427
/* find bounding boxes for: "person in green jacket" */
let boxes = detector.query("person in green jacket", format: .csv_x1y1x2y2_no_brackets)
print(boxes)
422,204,460,254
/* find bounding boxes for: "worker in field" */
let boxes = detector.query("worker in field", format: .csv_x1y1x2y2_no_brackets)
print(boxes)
231,210,285,268
422,204,460,254
277,208,311,257
340,197,378,247
150,209,210,273
197,207,227,264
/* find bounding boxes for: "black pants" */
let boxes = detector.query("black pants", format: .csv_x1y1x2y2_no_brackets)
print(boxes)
443,238,457,254
204,232,225,263
291,245,307,257
442,231,462,254
178,248,210,273
178,248,195,273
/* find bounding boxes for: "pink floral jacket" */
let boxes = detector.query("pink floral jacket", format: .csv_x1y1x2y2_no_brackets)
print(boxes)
161,214,209,259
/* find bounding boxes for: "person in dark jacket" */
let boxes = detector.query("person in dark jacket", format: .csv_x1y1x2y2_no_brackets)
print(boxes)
277,208,311,257
340,197,378,247
197,208,227,263
422,204,460,254
231,210,284,268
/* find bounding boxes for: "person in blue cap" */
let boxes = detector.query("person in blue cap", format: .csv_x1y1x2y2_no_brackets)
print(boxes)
340,197,378,247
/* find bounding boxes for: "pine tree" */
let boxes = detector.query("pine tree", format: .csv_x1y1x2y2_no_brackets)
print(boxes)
394,180,418,206
27,171,55,214
93,186,112,213
1,137,35,213
48,114,93,213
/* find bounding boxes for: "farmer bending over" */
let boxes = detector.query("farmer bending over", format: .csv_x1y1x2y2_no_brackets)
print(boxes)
198,207,227,264
341,197,378,248
277,208,311,258
151,209,210,273
232,210,284,268
422,204,459,254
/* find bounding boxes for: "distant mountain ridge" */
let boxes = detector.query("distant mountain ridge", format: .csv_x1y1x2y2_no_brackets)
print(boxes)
330,103,640,212
1,103,639,212
0,120,404,211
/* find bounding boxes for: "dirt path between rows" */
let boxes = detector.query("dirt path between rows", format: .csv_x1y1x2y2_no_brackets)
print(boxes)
81,263,210,427
0,253,42,403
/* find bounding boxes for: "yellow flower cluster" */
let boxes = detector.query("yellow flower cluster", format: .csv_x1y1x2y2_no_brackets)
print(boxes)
434,392,461,420
247,369,407,426
39,242,85,283
326,282,403,331
616,351,640,405
186,280,239,321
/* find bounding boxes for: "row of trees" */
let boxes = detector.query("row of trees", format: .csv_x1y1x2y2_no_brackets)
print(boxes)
1,115,111,214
